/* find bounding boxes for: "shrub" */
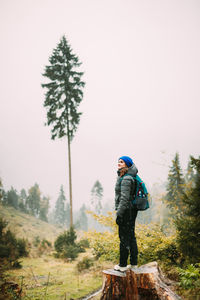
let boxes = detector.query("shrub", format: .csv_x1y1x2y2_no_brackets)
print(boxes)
76,239,90,253
33,236,40,247
77,238,90,249
61,244,79,260
76,257,94,272
17,238,28,257
178,264,200,289
54,227,77,253
0,218,28,269
136,224,182,266
41,239,52,248
35,239,52,256
54,227,86,261
87,230,119,262
85,213,183,266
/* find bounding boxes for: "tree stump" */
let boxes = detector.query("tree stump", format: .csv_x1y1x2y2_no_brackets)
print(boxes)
101,262,181,300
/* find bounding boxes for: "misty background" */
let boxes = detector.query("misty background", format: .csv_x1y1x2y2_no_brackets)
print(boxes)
0,0,200,210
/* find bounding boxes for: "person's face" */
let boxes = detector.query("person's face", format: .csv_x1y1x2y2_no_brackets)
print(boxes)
118,159,126,170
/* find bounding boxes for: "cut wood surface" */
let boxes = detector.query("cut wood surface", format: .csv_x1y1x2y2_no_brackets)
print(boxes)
101,262,181,300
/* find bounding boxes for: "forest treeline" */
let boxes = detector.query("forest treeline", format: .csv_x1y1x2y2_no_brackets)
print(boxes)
0,179,112,231
0,153,200,298
0,153,199,243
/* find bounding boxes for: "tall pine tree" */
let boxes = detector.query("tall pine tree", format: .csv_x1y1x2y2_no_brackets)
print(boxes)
7,187,19,209
79,204,88,231
165,152,185,216
91,180,103,214
27,183,41,216
18,189,27,213
42,36,85,227
39,195,50,222
55,185,67,227
175,156,200,262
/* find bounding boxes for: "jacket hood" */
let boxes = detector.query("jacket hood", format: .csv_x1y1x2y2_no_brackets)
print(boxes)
127,164,138,177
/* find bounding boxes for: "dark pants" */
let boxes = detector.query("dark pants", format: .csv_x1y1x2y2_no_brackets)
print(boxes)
118,209,138,267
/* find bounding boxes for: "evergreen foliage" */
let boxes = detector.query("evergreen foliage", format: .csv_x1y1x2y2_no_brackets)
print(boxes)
1,182,49,222
165,152,185,216
54,185,67,226
54,227,86,260
54,227,77,253
18,189,28,213
39,195,50,222
76,256,94,272
42,36,85,227
178,264,200,289
27,183,41,216
175,156,200,262
91,180,103,214
79,204,88,231
6,187,19,209
0,218,28,269
42,35,85,141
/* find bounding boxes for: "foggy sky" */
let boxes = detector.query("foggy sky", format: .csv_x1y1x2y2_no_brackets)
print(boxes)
0,0,200,210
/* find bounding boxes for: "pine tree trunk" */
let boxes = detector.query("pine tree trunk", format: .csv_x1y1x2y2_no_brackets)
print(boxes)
101,262,181,300
67,133,73,227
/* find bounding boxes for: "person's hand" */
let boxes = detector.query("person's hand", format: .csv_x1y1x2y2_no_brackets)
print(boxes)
116,215,123,225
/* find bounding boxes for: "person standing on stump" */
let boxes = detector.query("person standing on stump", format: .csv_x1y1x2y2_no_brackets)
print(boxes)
114,156,138,272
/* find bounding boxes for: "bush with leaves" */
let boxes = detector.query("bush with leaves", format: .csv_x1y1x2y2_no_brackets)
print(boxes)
0,218,28,269
85,212,183,266
178,264,200,290
76,256,94,272
35,238,52,256
76,239,90,253
54,227,87,260
86,212,119,261
33,236,41,247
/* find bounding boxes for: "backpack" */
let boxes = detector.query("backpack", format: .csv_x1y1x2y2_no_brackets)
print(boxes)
120,174,149,211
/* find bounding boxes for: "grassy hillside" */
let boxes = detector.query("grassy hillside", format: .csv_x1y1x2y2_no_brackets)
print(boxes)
0,204,62,243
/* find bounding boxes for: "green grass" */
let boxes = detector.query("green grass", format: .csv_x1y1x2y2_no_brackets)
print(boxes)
0,204,113,299
5,253,112,300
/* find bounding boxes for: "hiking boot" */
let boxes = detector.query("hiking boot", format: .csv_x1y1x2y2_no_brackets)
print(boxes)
114,264,128,272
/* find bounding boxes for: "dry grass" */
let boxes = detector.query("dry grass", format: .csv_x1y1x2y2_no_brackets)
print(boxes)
5,253,113,300
0,204,114,299
0,204,62,244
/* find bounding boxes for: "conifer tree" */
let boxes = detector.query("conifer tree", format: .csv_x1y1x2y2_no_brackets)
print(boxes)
39,195,50,222
27,184,41,216
165,152,185,216
175,156,200,262
18,189,27,213
42,36,85,227
7,187,19,209
55,185,66,226
185,159,195,183
79,204,88,231
91,180,103,214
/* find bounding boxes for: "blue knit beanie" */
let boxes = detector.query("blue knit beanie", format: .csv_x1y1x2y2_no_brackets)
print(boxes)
119,156,133,167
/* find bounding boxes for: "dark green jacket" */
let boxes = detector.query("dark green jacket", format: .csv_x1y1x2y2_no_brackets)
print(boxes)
115,164,138,217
